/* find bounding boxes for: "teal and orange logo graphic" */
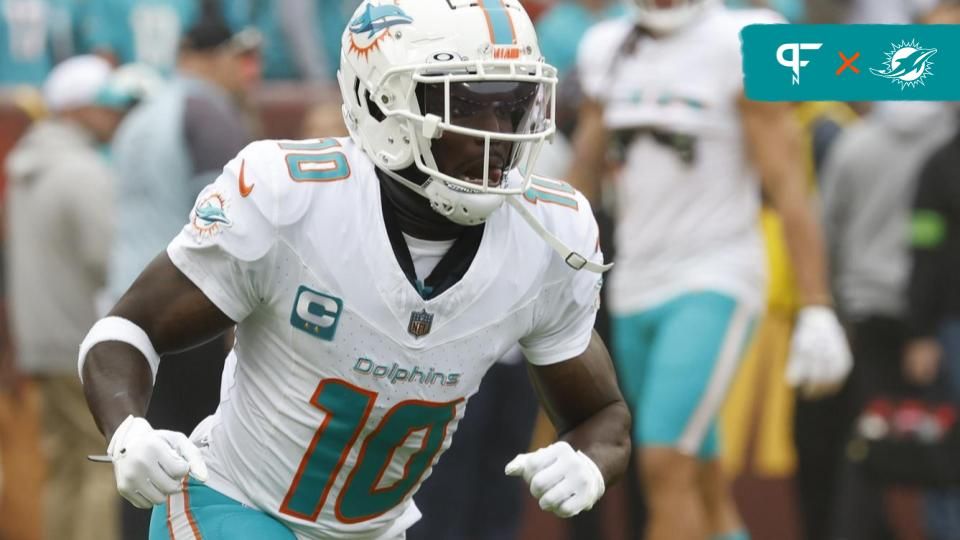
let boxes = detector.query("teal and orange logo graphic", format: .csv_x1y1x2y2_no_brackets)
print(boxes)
870,40,937,89
836,51,860,76
348,3,413,59
742,25,960,101
191,192,231,240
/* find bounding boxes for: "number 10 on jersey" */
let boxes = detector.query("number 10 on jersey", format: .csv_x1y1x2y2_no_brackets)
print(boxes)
280,379,461,523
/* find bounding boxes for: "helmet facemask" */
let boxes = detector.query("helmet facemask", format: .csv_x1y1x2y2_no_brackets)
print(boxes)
370,58,557,225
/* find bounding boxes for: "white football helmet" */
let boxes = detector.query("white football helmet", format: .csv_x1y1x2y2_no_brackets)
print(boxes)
338,0,557,226
622,0,717,33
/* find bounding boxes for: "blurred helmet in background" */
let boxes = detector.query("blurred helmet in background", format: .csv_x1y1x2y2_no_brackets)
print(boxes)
97,63,166,109
623,0,717,33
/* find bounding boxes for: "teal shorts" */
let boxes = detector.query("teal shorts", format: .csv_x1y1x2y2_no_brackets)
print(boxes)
149,480,295,540
612,291,757,459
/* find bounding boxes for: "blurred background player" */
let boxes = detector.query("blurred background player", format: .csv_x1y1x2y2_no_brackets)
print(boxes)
568,1,852,539
4,54,145,540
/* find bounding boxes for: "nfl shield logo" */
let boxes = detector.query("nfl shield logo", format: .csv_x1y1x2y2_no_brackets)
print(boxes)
408,309,434,338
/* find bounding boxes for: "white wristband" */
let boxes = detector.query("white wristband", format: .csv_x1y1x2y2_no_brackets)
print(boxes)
78,316,161,384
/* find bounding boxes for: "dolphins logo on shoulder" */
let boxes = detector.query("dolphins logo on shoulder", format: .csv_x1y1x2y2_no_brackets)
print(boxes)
192,192,232,240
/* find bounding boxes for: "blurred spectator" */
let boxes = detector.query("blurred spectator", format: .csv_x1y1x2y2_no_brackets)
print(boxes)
536,0,624,76
904,6,960,526
104,13,261,538
236,0,353,81
107,17,260,301
0,373,43,540
0,81,43,540
908,109,960,540
0,0,87,86
85,0,242,73
4,55,142,540
820,100,956,540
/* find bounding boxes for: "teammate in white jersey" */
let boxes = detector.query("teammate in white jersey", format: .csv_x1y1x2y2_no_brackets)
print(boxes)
77,1,632,539
568,1,852,539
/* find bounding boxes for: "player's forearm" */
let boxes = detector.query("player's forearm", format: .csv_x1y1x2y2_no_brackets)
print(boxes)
82,341,154,442
778,194,832,306
745,99,832,306
567,100,609,204
560,399,631,485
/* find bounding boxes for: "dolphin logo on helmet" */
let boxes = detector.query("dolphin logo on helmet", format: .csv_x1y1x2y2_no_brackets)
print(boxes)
349,4,414,39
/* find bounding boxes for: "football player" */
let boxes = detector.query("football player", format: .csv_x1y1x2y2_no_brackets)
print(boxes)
78,1,631,539
568,1,852,539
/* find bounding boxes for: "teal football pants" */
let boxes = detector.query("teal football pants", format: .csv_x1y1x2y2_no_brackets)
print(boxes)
149,480,295,540
612,291,757,458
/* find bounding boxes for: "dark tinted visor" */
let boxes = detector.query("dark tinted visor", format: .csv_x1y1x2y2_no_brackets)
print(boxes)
416,80,542,134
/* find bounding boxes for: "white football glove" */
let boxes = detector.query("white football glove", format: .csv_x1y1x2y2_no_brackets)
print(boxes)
108,415,208,508
505,441,605,518
786,306,853,399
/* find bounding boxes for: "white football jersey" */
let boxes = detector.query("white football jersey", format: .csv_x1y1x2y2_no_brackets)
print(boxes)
166,137,603,539
578,6,782,313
